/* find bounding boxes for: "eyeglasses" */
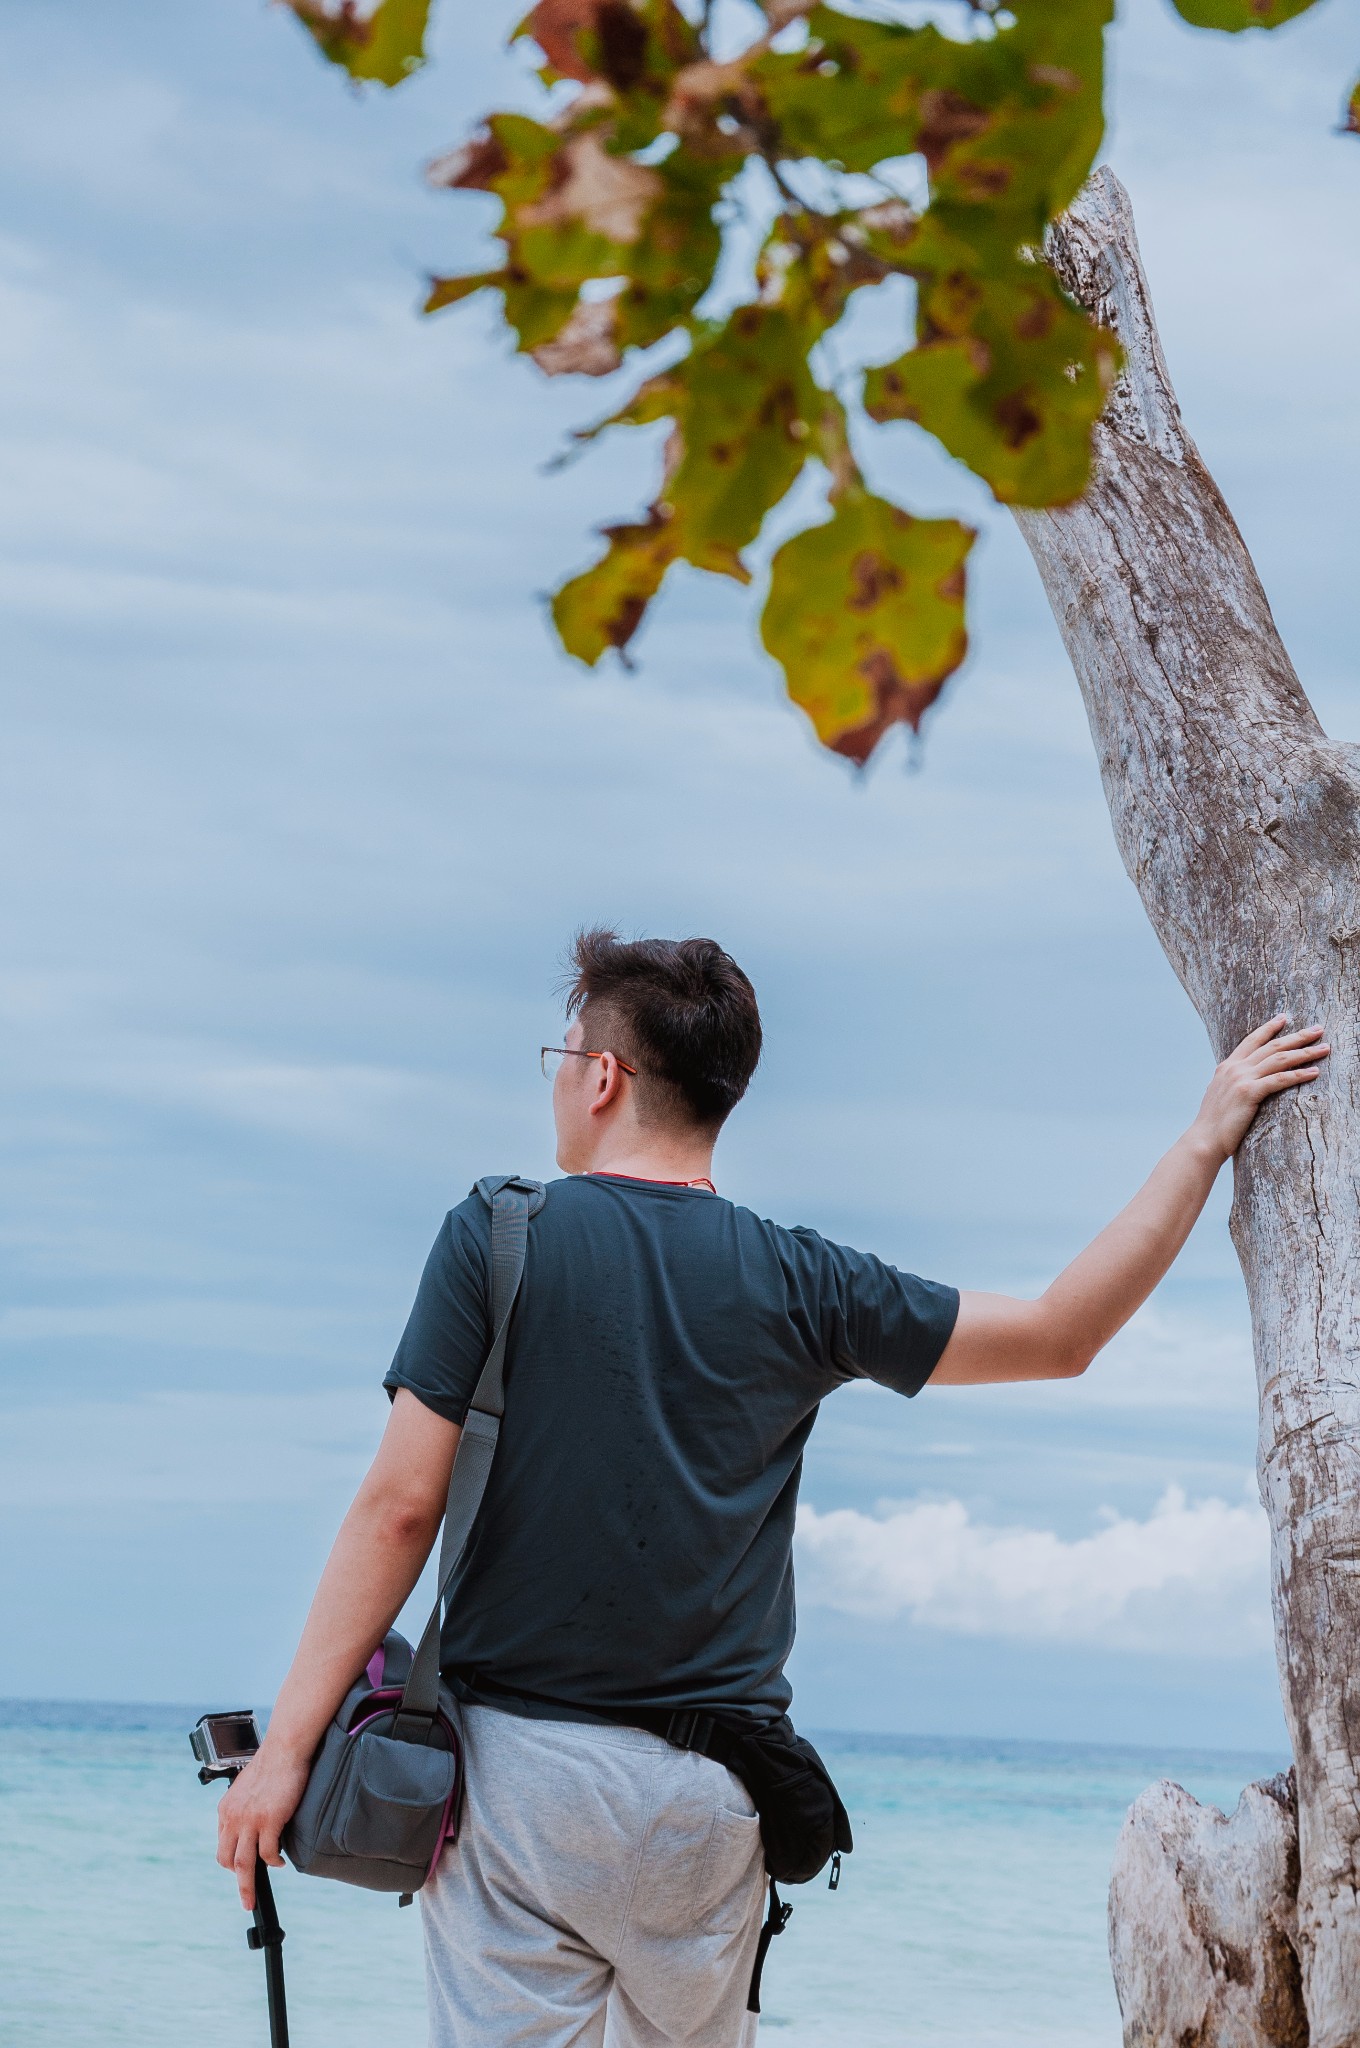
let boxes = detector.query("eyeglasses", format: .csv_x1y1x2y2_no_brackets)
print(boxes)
541,1046,638,1080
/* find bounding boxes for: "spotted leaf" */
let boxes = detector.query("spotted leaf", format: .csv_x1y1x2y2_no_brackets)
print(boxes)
756,0,1110,220
424,113,725,358
761,491,974,764
552,513,680,664
864,220,1118,507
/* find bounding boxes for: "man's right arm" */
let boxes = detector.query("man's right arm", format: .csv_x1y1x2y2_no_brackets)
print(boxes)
929,1016,1327,1388
214,1389,459,1908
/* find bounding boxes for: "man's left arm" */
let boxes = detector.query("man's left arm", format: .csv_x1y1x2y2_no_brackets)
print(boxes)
214,1389,459,1907
931,1016,1328,1388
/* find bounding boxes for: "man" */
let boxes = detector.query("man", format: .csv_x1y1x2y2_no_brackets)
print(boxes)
217,929,1327,2047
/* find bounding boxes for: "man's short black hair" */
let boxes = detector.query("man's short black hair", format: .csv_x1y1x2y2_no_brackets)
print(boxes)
564,928,762,1135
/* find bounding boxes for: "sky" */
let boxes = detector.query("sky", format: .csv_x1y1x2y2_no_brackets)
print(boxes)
0,0,1355,1752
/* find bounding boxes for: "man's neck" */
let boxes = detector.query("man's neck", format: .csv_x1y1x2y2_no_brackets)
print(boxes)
579,1136,716,1186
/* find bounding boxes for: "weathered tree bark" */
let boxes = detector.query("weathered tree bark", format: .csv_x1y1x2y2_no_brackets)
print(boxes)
1109,1772,1305,2047
1014,166,1360,2046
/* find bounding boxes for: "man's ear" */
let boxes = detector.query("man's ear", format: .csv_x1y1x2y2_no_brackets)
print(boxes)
587,1051,629,1118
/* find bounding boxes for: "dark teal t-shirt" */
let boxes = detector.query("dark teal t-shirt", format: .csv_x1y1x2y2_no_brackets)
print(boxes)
384,1172,958,1721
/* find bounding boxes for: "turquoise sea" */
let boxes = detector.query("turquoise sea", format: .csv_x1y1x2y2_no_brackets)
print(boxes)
0,1702,1284,2047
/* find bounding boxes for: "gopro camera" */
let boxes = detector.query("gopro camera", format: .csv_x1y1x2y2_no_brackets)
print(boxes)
191,1709,263,1782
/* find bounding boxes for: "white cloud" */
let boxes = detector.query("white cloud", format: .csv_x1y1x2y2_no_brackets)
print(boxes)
795,1488,1271,1657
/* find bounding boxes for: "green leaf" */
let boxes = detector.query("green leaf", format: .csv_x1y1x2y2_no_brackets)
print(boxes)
552,513,679,664
1345,74,1360,133
761,490,974,764
659,307,819,568
753,8,935,174
611,149,727,350
926,5,1112,225
423,267,585,351
605,303,823,572
282,0,431,87
552,303,824,661
753,206,910,339
1169,0,1322,28
863,219,1119,506
424,113,726,357
755,1,1111,222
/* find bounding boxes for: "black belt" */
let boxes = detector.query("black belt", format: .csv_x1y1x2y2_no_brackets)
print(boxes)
455,1668,763,1759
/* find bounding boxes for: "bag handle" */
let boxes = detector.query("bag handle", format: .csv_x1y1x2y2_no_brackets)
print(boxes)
395,1175,544,1727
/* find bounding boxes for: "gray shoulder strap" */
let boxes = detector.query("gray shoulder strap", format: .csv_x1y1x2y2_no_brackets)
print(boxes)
397,1175,545,1724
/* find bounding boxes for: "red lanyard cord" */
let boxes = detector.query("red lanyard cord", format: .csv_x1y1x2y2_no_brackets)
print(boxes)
587,1171,717,1194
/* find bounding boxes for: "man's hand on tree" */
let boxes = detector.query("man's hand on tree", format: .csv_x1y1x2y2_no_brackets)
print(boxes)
934,1013,1330,1388
1192,1016,1329,1165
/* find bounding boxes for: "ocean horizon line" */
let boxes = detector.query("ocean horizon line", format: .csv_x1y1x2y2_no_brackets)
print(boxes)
0,1695,1291,1779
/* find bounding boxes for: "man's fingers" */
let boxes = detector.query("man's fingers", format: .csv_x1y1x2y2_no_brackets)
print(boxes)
258,1822,285,1870
1240,1014,1291,1050
234,1829,259,1910
1234,1029,1326,1075
1257,1026,1326,1053
1258,1065,1322,1097
1257,1041,1329,1076
1237,1023,1322,1062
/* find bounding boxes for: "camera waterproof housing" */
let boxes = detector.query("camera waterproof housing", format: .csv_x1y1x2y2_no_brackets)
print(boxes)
191,1709,263,1782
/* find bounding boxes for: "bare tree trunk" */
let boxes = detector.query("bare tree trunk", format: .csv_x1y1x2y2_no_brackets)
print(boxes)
1014,167,1360,2046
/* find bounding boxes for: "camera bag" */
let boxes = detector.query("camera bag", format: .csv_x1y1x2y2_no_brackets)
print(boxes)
282,1174,545,1896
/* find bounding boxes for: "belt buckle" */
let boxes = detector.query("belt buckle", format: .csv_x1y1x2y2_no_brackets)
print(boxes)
667,1709,715,1752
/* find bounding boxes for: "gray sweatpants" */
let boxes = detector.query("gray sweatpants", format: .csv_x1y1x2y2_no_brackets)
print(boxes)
420,1704,767,2047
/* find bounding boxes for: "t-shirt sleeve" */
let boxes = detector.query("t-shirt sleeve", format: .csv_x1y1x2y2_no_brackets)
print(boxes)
800,1229,959,1398
383,1200,491,1425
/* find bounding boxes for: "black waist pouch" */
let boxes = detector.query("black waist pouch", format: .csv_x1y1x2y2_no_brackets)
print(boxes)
722,1716,852,1885
645,1705,853,2014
